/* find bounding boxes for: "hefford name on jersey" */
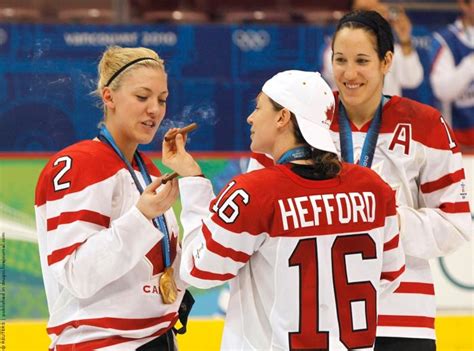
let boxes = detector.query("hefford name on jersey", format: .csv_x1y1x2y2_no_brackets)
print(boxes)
278,191,376,230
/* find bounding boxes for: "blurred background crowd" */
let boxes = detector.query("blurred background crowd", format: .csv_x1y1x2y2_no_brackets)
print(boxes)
1,0,473,150
0,0,464,26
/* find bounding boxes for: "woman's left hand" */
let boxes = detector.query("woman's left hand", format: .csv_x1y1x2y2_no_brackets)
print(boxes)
162,128,202,177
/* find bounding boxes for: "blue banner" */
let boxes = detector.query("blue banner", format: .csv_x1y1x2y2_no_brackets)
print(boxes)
0,23,436,152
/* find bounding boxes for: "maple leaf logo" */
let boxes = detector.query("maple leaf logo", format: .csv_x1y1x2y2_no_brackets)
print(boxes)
322,102,335,126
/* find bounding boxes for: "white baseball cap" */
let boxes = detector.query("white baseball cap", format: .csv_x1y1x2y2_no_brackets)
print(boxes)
262,70,337,154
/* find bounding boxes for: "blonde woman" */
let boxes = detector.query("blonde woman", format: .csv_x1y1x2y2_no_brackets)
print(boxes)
35,46,188,350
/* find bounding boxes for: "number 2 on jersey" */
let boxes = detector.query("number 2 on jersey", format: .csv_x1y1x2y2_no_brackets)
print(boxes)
53,156,72,191
289,234,377,350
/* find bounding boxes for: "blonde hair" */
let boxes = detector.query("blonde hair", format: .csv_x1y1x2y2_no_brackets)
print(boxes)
95,46,165,113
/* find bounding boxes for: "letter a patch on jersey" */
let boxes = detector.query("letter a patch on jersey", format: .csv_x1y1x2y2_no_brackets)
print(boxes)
388,123,412,155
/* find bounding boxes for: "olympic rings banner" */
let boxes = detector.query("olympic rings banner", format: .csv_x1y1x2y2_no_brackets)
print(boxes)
0,23,436,152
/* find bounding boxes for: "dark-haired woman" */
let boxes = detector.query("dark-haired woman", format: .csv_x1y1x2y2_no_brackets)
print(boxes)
329,10,471,351
163,70,405,350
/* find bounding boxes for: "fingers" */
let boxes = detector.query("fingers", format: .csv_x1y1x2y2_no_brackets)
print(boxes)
164,128,179,141
167,178,179,201
152,179,178,213
174,133,187,152
136,178,177,220
162,172,179,184
144,176,176,195
163,128,178,152
163,132,188,165
144,176,164,194
163,128,188,159
164,127,190,144
164,123,198,142
154,177,178,199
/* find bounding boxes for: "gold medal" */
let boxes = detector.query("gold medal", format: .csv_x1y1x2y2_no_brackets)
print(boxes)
159,267,178,304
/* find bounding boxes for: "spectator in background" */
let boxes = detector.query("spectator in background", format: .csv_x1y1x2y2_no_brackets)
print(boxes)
430,0,474,149
321,0,424,96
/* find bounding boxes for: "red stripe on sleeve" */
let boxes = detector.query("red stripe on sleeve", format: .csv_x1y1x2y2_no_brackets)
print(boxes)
394,282,435,295
381,265,405,282
47,313,177,335
202,222,251,263
47,210,110,231
52,315,178,351
383,234,400,252
439,202,471,214
190,258,235,281
378,315,434,329
47,241,85,266
420,169,465,194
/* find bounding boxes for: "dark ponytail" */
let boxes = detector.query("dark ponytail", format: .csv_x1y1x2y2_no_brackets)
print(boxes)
268,98,342,179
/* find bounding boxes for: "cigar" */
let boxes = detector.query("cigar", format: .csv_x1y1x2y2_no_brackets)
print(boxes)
164,122,198,142
161,172,179,184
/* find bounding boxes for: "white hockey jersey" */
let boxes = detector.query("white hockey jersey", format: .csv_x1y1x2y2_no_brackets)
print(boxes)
179,163,405,350
249,94,472,340
35,140,186,350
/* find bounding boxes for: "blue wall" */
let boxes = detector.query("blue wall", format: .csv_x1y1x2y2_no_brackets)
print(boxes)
0,23,437,152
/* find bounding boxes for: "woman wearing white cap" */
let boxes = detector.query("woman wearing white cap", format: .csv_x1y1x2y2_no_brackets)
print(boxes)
162,70,405,350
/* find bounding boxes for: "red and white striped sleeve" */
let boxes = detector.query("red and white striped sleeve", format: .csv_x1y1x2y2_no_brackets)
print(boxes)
178,175,266,289
35,148,162,299
398,115,471,259
380,186,405,297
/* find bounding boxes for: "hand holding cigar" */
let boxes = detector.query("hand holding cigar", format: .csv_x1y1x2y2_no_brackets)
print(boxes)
161,123,202,184
161,172,179,184
162,122,200,183
164,122,198,142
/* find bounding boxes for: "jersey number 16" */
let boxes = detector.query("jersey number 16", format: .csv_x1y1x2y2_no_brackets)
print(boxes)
289,234,377,350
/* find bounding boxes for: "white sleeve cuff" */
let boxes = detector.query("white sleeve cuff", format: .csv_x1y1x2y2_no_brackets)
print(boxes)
119,205,164,242
179,176,215,208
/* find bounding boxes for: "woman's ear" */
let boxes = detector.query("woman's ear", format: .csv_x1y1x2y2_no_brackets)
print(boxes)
102,87,115,111
382,51,394,75
277,108,292,128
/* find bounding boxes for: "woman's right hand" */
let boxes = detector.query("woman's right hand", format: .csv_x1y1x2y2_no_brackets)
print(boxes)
162,129,202,177
136,177,179,220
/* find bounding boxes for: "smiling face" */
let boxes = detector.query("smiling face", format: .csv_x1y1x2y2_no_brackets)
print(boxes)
103,65,168,155
246,93,281,154
332,27,392,117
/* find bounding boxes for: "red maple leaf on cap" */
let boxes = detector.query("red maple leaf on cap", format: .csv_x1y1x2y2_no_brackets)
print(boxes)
322,102,335,126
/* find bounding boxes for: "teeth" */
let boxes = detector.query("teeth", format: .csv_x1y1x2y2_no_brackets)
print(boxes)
345,83,361,89
143,121,155,127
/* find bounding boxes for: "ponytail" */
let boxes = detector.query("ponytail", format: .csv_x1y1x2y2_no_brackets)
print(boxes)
292,115,342,179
